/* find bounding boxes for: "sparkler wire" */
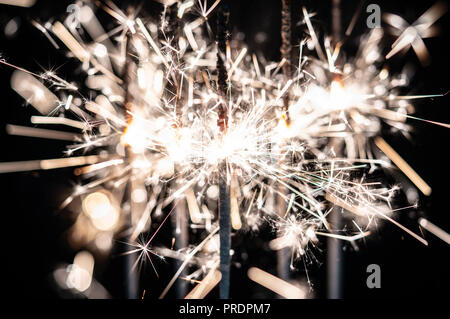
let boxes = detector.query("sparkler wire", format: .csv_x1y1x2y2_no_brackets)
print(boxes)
216,2,231,299
327,0,344,299
278,0,293,282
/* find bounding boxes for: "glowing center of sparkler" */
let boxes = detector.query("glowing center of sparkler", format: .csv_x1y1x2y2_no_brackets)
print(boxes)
121,118,148,154
329,80,356,110
274,112,294,140
165,127,193,163
305,80,362,113
205,127,258,166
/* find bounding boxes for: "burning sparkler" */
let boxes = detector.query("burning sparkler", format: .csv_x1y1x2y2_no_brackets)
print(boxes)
0,0,447,299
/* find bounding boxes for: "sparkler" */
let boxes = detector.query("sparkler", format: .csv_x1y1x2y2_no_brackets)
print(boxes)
327,0,344,299
0,0,447,299
277,0,292,283
248,267,306,299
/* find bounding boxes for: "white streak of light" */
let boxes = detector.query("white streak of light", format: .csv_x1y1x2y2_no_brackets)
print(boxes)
315,231,371,241
185,188,202,223
419,218,450,245
230,177,242,230
85,101,126,126
0,0,36,7
0,155,103,173
302,7,326,61
184,24,199,51
276,79,293,103
228,47,247,80
31,20,59,48
327,192,428,246
136,18,169,69
52,21,90,62
31,116,88,131
178,1,194,18
11,70,59,115
74,159,124,175
375,137,431,196
52,21,121,83
6,124,81,141
65,94,73,110
185,265,221,299
204,0,222,18
248,267,306,299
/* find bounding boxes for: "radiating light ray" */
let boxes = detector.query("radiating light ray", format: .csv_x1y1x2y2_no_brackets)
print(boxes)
384,2,447,64
6,124,82,141
374,137,431,196
419,218,450,245
315,231,371,242
74,159,124,175
248,267,306,299
0,155,104,173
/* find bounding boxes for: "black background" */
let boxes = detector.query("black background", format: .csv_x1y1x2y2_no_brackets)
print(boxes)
0,0,449,299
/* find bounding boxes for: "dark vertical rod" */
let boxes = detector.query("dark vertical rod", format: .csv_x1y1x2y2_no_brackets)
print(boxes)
122,28,138,299
216,3,231,299
125,187,139,298
327,0,344,299
327,206,343,298
163,2,189,298
280,0,292,121
277,0,292,282
276,191,290,281
216,3,230,131
332,0,342,44
219,173,231,299
172,198,188,298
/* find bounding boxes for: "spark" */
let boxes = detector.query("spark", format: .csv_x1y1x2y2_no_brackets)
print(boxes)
374,137,431,196
419,218,450,245
6,124,81,142
0,155,104,173
0,0,36,7
384,2,447,64
248,267,306,299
